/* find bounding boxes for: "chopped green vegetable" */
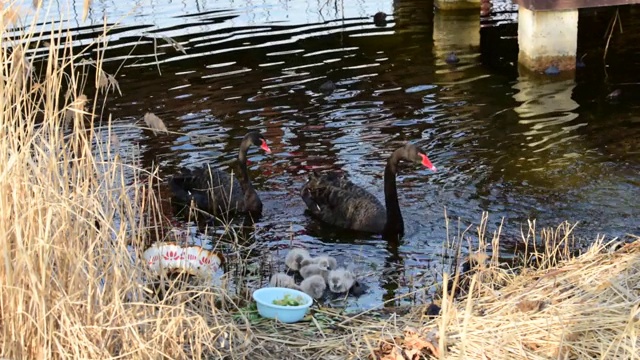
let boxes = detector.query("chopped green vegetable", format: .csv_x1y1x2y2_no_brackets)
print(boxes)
272,294,304,306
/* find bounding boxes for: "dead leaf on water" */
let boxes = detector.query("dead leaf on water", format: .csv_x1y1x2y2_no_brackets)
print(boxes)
97,70,108,91
110,132,120,152
63,94,88,128
73,95,88,110
143,112,168,135
107,74,122,95
94,67,122,95
161,35,187,55
77,59,96,66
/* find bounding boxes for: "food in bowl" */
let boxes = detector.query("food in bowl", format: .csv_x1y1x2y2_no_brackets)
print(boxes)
272,294,305,306
252,287,313,323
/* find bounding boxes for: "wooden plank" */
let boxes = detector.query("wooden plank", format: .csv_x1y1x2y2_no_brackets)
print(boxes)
517,0,639,11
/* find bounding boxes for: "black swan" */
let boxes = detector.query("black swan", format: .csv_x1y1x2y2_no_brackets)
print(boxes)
300,143,436,236
168,131,271,216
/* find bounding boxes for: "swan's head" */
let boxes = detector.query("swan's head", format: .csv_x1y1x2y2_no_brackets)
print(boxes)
245,131,272,154
404,144,436,172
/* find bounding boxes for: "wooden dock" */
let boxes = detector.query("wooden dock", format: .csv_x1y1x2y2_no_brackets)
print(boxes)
434,0,640,73
516,0,639,11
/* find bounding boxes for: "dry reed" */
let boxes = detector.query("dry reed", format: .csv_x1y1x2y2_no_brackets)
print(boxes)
0,4,248,359
1,3,639,360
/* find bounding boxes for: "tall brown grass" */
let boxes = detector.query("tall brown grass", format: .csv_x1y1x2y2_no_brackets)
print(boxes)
0,4,247,359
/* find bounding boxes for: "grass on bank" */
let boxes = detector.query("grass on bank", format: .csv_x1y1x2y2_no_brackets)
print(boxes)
1,3,640,360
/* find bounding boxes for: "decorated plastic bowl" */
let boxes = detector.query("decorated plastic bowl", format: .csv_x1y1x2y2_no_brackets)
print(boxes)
252,287,313,323
142,242,223,277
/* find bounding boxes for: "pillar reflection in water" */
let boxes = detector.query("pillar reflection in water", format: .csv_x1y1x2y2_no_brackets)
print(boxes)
512,74,582,161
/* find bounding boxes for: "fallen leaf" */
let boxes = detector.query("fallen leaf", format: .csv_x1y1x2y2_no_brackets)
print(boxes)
143,112,168,135
516,299,544,313
161,35,187,54
97,70,108,91
107,74,122,95
110,133,120,152
370,340,395,360
371,327,440,360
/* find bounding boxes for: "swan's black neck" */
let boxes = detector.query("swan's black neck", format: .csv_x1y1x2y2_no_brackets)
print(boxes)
237,139,252,189
383,149,404,237
238,138,262,213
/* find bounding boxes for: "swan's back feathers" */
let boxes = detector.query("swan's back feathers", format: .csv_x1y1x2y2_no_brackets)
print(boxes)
169,165,245,215
301,171,386,233
314,171,352,188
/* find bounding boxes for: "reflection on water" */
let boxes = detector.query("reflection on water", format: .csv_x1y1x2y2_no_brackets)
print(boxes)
15,0,640,310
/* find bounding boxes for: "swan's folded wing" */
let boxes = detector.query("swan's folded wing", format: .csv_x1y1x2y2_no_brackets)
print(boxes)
168,167,244,214
304,182,383,230
300,171,387,232
319,172,365,192
301,181,350,226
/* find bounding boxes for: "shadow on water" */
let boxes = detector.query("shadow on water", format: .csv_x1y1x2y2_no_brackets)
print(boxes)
15,0,640,309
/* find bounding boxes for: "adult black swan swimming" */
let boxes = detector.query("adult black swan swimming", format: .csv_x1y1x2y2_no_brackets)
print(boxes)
168,131,271,216
300,143,436,237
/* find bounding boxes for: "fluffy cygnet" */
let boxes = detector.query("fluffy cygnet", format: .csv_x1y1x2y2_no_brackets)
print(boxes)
299,263,329,280
299,274,327,299
327,268,355,294
285,248,310,271
301,255,338,270
269,273,297,289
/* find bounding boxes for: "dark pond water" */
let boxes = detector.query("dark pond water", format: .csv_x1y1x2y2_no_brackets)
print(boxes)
15,0,640,309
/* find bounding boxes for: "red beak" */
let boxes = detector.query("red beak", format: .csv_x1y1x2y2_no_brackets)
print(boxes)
260,139,272,154
420,153,436,172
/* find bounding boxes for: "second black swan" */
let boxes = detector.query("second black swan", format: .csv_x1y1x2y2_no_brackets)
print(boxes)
169,131,271,216
300,143,436,236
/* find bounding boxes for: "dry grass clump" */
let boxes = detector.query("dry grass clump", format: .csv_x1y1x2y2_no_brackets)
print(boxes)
0,6,254,360
357,221,640,360
438,233,640,359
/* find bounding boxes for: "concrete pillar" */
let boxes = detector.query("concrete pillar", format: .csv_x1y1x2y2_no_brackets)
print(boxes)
392,0,435,35
433,11,479,50
435,0,481,10
518,7,578,72
433,10,480,78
